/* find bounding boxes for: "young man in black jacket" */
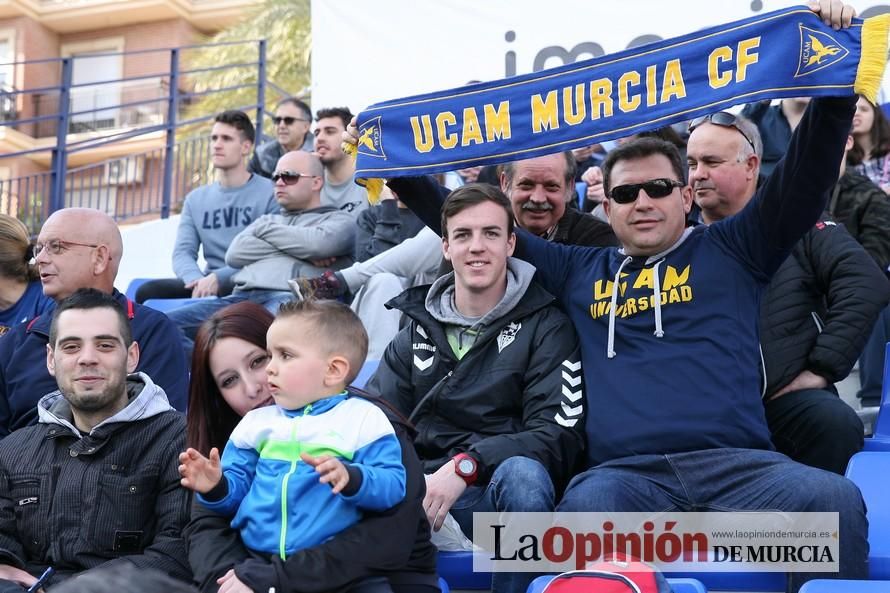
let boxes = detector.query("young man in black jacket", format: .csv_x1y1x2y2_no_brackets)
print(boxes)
368,183,585,593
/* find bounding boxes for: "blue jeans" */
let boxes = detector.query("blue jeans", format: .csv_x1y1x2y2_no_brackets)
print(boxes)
166,289,293,354
557,448,868,592
450,457,554,593
858,304,890,406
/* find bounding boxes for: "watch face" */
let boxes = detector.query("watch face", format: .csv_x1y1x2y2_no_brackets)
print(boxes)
458,458,476,475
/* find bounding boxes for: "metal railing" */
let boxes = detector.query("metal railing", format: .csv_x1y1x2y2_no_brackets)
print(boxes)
0,40,278,233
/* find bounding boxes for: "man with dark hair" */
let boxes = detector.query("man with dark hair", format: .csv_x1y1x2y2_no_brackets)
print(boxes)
136,110,278,303
315,107,367,217
249,98,313,179
382,6,869,586
0,289,190,591
368,183,584,593
0,208,189,437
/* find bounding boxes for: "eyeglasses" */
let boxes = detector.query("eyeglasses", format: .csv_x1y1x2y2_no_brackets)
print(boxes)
273,116,308,126
608,178,685,204
271,170,317,185
688,111,757,154
33,238,99,256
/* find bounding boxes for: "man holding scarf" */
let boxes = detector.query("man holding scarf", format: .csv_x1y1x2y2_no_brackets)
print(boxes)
369,2,868,588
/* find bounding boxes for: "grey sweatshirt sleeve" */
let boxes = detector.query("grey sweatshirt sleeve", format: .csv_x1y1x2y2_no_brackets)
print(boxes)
255,212,356,260
340,226,442,293
171,196,205,285
226,217,278,268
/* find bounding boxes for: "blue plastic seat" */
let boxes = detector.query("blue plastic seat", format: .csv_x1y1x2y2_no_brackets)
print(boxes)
142,297,206,313
124,277,153,300
845,451,890,579
800,579,890,592
351,359,380,390
437,551,492,590
437,577,449,593
527,574,708,593
862,342,890,452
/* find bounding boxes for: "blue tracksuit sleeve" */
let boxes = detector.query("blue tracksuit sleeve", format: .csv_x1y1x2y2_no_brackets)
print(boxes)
344,433,405,512
341,406,406,512
711,96,857,281
197,440,258,517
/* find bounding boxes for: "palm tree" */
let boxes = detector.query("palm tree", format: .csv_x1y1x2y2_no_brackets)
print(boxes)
180,0,310,135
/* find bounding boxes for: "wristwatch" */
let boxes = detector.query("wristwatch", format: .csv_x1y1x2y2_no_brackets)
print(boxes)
452,453,478,486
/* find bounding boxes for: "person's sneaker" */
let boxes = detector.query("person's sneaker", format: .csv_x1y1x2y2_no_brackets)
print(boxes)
288,271,348,301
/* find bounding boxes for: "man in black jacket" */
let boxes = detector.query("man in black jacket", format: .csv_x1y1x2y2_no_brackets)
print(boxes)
368,183,585,593
0,289,190,591
687,112,890,474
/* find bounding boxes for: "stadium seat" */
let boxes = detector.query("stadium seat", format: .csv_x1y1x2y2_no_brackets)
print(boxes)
437,577,449,593
142,297,206,313
575,182,587,209
862,342,890,452
799,579,890,592
437,551,492,590
844,451,890,579
124,277,152,300
351,359,380,389
527,575,708,593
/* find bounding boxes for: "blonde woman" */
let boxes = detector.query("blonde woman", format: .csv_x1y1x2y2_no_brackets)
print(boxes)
0,214,52,336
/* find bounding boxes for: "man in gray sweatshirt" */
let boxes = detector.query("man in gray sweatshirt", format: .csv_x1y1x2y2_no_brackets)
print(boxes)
166,151,356,346
135,111,278,303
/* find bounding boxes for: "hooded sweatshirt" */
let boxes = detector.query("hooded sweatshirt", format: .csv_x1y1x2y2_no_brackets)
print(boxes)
369,257,585,486
0,373,190,583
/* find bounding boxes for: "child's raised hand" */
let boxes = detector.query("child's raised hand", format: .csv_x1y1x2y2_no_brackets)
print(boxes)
179,447,222,493
301,452,350,494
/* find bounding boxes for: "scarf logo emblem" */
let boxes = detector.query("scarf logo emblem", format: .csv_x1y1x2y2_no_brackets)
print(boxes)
357,116,386,159
796,26,849,77
497,322,521,353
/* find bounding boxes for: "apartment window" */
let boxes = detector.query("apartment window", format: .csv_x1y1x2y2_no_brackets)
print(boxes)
61,38,124,133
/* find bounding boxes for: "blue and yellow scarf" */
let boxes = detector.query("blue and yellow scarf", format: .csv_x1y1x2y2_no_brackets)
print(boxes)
350,6,888,200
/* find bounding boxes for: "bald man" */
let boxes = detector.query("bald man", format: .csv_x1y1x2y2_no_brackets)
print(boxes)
166,151,356,345
0,208,189,437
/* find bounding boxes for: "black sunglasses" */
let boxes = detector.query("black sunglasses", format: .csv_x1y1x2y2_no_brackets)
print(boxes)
273,116,308,126
609,178,684,204
271,170,315,185
688,111,757,154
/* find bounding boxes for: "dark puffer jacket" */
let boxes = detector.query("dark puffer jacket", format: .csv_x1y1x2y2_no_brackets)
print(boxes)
829,171,890,272
759,218,890,398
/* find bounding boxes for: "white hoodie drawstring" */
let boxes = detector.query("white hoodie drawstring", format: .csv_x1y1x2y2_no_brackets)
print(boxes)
651,258,665,338
607,256,633,359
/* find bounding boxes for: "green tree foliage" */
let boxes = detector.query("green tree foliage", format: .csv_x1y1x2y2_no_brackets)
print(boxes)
180,0,310,136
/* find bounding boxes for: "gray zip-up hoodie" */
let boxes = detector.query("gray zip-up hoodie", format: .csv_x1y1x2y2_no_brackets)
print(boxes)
226,205,356,292
37,372,174,435
424,257,537,350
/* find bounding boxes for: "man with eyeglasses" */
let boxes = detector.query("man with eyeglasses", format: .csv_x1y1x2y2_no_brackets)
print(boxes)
135,110,278,303
166,151,355,350
248,98,314,179
0,208,189,439
315,107,368,218
687,111,890,476
385,2,867,585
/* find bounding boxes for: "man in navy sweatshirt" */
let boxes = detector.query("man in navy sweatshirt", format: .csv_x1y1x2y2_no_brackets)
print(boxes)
381,3,867,588
0,208,189,437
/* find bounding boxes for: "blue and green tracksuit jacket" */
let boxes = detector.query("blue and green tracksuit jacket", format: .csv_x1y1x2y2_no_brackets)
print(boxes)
197,393,406,559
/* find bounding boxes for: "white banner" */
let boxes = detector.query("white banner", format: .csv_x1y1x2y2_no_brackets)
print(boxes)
311,1,890,115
